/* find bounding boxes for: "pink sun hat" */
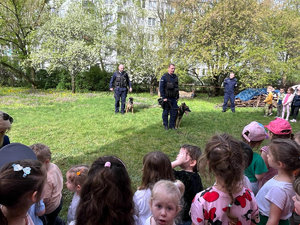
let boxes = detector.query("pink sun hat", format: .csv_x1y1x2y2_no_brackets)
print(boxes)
242,121,268,142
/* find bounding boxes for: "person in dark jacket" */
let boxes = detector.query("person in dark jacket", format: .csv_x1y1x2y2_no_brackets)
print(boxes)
109,64,132,114
290,88,300,122
159,64,179,130
222,72,237,112
0,111,13,149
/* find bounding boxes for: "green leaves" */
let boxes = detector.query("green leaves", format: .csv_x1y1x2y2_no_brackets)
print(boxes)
30,1,112,92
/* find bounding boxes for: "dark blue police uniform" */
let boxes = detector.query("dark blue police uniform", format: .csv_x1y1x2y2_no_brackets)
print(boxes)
109,71,132,114
159,73,179,129
222,77,237,112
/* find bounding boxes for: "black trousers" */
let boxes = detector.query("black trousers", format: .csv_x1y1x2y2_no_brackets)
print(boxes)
44,198,64,225
292,106,300,120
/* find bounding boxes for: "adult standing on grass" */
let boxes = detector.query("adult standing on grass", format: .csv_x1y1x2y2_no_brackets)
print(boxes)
109,64,132,114
0,111,13,149
222,71,237,113
159,64,179,130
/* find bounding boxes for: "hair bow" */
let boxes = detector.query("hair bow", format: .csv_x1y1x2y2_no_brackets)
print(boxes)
104,162,111,168
12,164,31,178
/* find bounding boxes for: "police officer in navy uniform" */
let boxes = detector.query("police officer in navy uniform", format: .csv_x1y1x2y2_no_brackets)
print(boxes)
159,64,179,130
222,71,237,112
109,64,132,114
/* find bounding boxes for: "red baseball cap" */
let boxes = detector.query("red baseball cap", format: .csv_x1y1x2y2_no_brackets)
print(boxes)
265,118,292,135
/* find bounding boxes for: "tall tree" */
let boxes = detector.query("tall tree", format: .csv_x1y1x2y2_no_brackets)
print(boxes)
165,0,300,90
30,2,113,93
115,0,162,93
0,0,63,87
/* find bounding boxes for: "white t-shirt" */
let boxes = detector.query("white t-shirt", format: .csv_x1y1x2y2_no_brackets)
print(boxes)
67,192,80,224
243,175,252,191
256,177,295,220
144,216,151,225
133,188,151,225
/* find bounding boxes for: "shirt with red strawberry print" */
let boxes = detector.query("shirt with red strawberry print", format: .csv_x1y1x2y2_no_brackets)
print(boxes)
190,186,259,225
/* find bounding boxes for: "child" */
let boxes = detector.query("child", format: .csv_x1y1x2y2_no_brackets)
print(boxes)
30,143,64,225
264,86,273,117
65,165,89,225
134,151,175,225
282,87,295,120
28,199,46,225
259,118,293,188
256,139,300,225
290,88,300,122
277,88,285,118
291,176,300,225
0,111,13,148
146,180,184,225
190,134,259,225
240,142,255,190
171,144,203,225
0,159,47,225
242,121,268,194
76,156,134,225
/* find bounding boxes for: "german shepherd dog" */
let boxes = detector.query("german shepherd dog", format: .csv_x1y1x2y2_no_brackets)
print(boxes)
175,102,191,128
126,97,134,113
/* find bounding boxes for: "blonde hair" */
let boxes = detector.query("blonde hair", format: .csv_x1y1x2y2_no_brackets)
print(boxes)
0,111,12,147
151,180,184,208
30,143,51,162
67,165,89,187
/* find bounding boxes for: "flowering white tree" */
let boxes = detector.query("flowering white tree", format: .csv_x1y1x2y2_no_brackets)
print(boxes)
30,1,114,93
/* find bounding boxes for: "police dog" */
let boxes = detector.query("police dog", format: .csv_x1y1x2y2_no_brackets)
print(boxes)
126,97,134,113
175,102,191,128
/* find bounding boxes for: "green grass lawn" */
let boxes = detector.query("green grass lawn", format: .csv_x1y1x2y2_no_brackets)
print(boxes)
1,87,300,219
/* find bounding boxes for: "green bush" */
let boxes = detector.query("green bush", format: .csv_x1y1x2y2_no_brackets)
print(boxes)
76,66,112,91
55,69,71,90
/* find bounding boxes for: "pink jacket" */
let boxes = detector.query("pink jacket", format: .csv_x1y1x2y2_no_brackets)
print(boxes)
283,93,295,105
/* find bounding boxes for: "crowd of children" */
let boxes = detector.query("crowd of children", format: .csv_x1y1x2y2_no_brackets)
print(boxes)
264,86,300,122
1,92,300,225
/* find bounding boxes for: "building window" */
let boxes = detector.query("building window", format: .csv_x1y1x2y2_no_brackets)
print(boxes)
149,0,157,9
120,15,127,24
105,14,113,23
141,0,145,8
124,0,132,6
148,34,154,42
148,17,156,26
137,17,144,25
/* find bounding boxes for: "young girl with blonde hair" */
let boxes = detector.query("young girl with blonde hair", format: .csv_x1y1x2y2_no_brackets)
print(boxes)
65,165,89,225
134,151,175,225
146,180,184,225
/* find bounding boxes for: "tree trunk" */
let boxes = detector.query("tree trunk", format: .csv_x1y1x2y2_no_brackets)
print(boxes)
0,61,37,87
149,77,158,95
30,67,37,89
71,72,76,93
282,73,286,88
